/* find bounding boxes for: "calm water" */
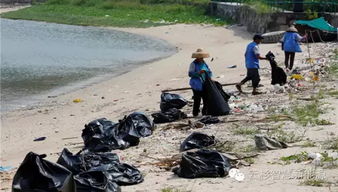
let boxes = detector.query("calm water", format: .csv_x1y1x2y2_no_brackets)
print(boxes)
0,19,176,112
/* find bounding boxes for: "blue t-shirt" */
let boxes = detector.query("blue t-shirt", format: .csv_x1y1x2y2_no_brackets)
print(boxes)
283,32,302,53
245,42,260,69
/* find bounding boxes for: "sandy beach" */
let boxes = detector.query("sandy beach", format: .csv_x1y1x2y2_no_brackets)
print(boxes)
1,22,337,191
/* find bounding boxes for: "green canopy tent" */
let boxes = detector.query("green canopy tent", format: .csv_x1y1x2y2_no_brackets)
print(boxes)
295,17,337,42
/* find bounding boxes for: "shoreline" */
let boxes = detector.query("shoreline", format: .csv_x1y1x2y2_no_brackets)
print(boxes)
1,23,257,165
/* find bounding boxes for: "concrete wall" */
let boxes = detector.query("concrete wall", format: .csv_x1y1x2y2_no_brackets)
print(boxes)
209,1,338,33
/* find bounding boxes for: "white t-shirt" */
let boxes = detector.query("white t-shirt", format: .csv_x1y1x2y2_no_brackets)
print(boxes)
253,45,260,55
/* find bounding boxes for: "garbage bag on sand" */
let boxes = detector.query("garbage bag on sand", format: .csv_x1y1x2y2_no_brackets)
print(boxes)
152,108,187,124
74,170,121,192
173,149,231,178
117,112,155,146
12,152,73,192
198,116,220,124
203,76,230,116
160,92,187,112
57,148,120,174
254,134,288,150
180,132,215,152
82,118,122,152
57,149,143,186
214,81,231,102
82,112,154,151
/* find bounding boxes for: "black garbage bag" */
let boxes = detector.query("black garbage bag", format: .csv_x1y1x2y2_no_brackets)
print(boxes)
74,170,121,192
214,81,231,102
180,132,215,152
151,108,187,124
12,152,73,192
198,116,220,124
173,149,231,178
82,118,125,152
160,92,187,112
203,76,230,116
57,149,120,174
91,164,143,186
58,149,143,187
116,112,155,147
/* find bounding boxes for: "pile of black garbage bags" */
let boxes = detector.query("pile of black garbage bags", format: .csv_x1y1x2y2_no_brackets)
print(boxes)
151,93,188,123
12,112,154,192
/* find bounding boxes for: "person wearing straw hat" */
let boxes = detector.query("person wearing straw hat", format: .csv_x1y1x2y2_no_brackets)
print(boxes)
281,25,307,71
236,34,267,95
188,48,213,117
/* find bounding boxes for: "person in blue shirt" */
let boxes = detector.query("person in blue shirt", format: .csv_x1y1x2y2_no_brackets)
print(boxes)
188,48,213,117
236,34,267,95
281,25,307,71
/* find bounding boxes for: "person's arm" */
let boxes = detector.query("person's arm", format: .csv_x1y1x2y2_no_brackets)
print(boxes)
188,62,200,77
253,45,267,60
296,33,307,42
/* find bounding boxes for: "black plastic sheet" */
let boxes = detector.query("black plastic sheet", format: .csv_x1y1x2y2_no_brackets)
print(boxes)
12,152,73,192
203,77,230,116
160,92,187,112
180,132,215,152
173,149,231,178
254,134,288,150
151,108,187,124
198,116,220,124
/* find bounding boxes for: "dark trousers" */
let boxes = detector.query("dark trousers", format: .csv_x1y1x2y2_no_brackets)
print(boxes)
284,51,295,70
192,89,206,116
240,68,260,88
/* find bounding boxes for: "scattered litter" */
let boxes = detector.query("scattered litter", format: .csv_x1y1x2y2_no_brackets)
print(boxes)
227,65,237,68
180,132,215,152
33,137,46,142
291,74,304,80
173,149,231,178
0,166,14,172
254,134,288,150
73,98,83,103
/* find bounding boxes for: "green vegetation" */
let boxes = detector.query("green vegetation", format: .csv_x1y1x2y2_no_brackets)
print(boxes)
301,140,316,148
161,188,190,192
268,128,304,143
233,127,260,136
290,101,325,126
301,179,329,187
323,137,338,150
1,0,230,27
280,151,308,164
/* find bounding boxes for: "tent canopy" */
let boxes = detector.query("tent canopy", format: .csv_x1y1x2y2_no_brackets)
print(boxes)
295,17,337,32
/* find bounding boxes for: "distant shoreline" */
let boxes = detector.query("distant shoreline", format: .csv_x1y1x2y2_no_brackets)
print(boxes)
0,3,30,14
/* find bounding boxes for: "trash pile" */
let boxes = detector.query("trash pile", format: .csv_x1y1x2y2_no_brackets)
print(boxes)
12,112,153,191
82,112,154,151
152,93,188,123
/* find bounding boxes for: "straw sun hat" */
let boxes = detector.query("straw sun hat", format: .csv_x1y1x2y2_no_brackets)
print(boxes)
286,25,298,32
192,48,210,58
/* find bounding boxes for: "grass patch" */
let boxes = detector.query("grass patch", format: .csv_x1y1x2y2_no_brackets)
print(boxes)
209,141,236,153
290,101,325,126
280,151,308,164
268,128,305,143
301,140,316,148
1,0,231,27
233,127,260,136
314,119,334,125
327,90,338,99
247,1,274,14
301,179,329,187
161,188,190,192
323,137,338,150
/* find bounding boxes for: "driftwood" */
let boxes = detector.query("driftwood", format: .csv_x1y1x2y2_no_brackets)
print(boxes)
162,82,237,92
